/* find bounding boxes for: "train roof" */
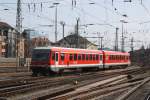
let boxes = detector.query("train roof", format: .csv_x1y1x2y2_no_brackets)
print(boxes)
34,46,103,53
103,50,129,55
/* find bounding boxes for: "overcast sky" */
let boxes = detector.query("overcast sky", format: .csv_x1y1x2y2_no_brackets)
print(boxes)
0,0,150,51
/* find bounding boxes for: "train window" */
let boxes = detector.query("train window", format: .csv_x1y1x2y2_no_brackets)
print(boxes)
109,56,111,60
82,54,85,60
93,55,95,60
117,55,119,60
127,56,129,60
112,55,114,60
56,53,58,61
70,54,73,60
86,54,89,60
100,55,103,60
61,53,65,61
52,52,55,60
96,55,98,60
90,54,92,60
119,55,121,60
74,54,77,61
78,54,81,60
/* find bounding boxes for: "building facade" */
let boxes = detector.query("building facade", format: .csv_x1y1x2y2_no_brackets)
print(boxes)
0,22,17,57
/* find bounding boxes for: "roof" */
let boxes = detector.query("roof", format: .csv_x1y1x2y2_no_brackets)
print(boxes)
56,34,97,46
34,46,103,53
103,50,129,55
0,22,13,29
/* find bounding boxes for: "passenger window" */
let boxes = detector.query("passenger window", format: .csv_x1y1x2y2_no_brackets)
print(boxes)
70,54,73,60
52,52,55,60
90,54,92,60
100,55,103,60
61,53,65,61
96,55,98,60
78,54,81,60
86,54,88,60
93,55,95,60
56,53,58,61
74,54,77,61
82,54,85,60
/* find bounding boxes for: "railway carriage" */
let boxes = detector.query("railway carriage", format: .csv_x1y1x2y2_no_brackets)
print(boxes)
31,47,104,75
30,47,130,76
103,51,130,68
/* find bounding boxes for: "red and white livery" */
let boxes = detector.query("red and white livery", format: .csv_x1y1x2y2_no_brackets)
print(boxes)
30,47,130,75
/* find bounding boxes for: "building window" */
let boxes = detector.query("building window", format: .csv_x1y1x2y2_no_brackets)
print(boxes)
2,45,5,49
2,52,6,56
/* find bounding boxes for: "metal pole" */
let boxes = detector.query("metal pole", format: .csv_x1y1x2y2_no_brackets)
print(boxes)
55,5,58,42
60,21,65,38
98,32,100,49
100,37,103,50
115,27,119,51
121,22,124,52
16,0,22,69
131,37,134,52
76,18,79,48
62,23,65,38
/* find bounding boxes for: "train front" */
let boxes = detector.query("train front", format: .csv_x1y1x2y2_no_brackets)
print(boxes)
30,48,50,76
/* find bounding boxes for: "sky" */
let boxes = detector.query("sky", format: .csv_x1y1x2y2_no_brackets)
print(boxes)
0,0,150,51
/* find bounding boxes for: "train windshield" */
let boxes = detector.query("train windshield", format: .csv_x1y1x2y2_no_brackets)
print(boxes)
32,49,50,61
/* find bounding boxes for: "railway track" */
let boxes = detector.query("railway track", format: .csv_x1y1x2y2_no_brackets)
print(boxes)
0,66,148,100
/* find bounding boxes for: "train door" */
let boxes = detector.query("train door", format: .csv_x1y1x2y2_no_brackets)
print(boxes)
99,54,103,68
55,52,59,67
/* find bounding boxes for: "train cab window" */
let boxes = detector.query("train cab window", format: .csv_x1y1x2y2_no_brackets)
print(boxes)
90,54,92,60
82,54,85,60
74,54,77,61
61,53,65,61
96,55,98,60
78,54,81,60
52,52,55,60
100,55,103,60
70,54,73,60
86,54,89,60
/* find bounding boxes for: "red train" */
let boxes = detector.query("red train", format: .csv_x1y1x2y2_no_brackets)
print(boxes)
30,47,130,76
